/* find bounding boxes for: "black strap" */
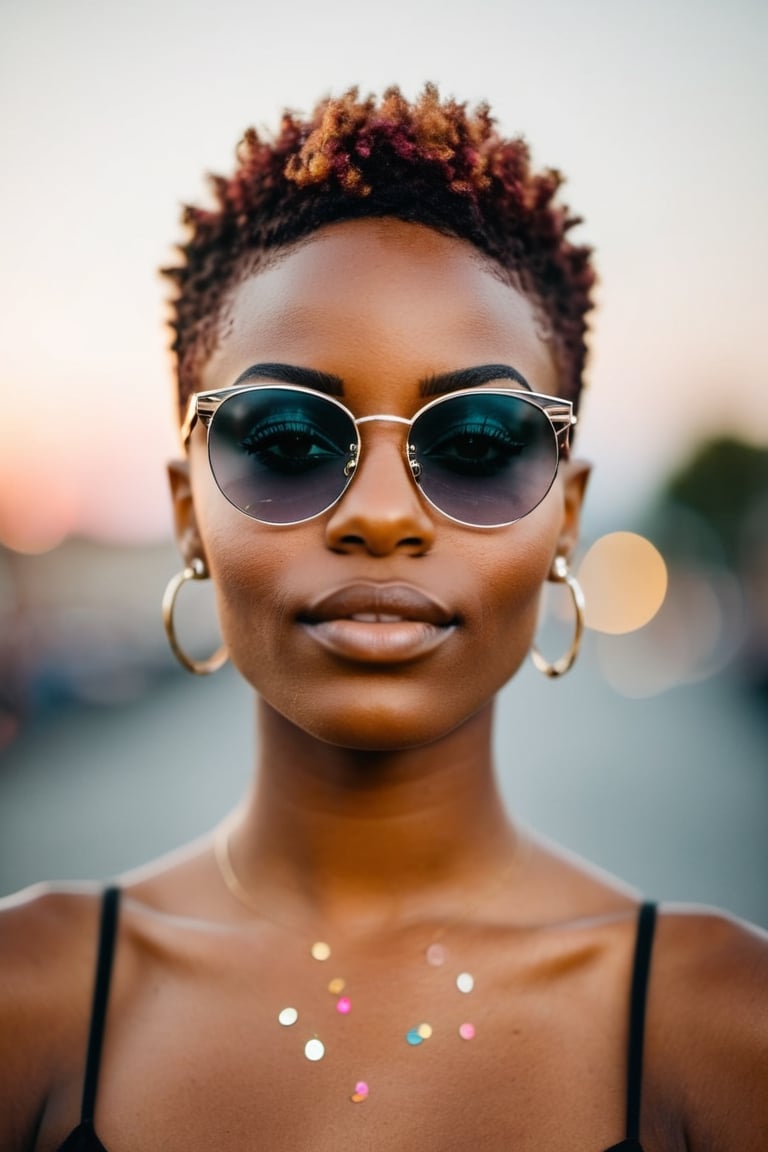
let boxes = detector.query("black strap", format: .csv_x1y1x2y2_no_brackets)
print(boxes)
80,886,121,1125
625,901,657,1141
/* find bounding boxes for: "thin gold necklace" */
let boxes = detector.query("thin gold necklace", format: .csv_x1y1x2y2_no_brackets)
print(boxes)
214,820,515,947
213,820,267,916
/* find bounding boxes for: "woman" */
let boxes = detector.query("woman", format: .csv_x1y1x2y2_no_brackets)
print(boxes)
1,85,765,1152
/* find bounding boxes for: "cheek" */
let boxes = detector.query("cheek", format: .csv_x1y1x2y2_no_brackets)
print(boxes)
467,526,554,676
189,452,290,671
472,467,564,596
206,520,298,676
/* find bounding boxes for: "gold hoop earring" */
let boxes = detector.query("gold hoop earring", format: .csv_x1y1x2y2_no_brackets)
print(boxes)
531,555,585,679
162,558,229,675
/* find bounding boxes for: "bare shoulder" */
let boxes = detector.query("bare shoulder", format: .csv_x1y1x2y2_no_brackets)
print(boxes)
653,903,767,1018
0,884,104,1151
0,881,104,1004
654,900,767,974
650,904,768,1147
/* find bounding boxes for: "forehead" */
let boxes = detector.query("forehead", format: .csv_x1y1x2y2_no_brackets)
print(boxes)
201,219,558,400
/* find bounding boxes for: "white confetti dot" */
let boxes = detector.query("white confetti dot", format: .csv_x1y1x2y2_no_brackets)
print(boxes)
456,972,475,993
304,1038,325,1061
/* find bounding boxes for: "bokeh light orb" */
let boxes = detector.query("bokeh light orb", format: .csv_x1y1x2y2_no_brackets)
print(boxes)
578,531,667,635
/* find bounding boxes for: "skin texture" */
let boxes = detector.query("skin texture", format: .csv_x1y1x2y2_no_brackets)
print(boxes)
1,220,766,1152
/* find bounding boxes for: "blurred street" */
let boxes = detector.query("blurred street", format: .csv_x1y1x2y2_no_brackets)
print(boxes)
1,643,766,929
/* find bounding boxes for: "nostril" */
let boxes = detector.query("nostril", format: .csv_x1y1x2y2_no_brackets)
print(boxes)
336,534,430,552
331,529,430,557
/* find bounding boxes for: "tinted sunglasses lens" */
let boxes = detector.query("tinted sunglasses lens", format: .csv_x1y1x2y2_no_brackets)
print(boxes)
207,389,356,523
411,393,559,526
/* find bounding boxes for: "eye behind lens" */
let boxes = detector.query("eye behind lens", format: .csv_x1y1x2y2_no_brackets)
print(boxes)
411,392,559,526
207,387,358,523
240,417,349,475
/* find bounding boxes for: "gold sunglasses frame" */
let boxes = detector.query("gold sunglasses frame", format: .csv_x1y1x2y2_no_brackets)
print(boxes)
181,383,577,528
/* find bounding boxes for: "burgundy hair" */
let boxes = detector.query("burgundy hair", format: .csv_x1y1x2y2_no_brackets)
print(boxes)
163,84,596,415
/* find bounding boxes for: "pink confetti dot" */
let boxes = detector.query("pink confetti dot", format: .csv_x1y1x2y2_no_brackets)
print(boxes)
355,1081,369,1096
426,943,447,966
336,996,352,1014
458,1022,476,1040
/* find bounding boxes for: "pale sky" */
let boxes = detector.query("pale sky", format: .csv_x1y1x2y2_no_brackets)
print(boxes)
1,0,766,551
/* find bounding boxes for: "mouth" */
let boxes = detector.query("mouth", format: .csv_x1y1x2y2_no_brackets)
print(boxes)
298,583,458,663
346,612,417,623
300,583,457,627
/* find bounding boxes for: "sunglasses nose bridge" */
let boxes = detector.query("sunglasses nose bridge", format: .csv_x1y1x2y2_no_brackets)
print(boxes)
324,413,436,555
354,413,412,431
352,413,418,479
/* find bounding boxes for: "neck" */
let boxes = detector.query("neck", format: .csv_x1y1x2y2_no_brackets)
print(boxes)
226,697,518,929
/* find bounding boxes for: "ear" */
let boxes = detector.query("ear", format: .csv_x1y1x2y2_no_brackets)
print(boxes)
555,458,591,563
167,458,207,567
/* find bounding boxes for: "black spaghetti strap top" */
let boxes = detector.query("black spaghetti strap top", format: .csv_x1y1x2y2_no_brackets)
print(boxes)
57,886,119,1152
57,891,657,1151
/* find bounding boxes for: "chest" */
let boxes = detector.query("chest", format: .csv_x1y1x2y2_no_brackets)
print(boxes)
57,937,633,1152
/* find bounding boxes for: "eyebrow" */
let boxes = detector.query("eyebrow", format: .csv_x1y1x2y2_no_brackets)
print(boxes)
419,365,531,396
230,361,531,399
231,362,345,396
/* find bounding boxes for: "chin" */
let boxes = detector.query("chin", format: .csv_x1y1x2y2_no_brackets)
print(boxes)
268,684,488,753
308,722,460,753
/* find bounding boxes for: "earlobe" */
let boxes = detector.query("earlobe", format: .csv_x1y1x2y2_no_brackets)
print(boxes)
555,458,591,563
167,458,207,566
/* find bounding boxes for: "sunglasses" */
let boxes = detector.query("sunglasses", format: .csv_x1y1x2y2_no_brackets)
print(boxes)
182,382,576,528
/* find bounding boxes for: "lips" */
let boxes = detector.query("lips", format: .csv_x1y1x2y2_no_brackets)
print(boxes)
301,583,456,626
298,583,458,663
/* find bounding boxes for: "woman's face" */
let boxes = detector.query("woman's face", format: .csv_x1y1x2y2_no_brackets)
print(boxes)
175,218,587,749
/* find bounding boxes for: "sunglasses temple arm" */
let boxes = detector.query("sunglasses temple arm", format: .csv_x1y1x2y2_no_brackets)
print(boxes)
180,395,221,450
546,405,577,457
179,397,199,449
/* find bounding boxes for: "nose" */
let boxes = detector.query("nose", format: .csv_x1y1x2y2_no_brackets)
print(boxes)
324,430,436,556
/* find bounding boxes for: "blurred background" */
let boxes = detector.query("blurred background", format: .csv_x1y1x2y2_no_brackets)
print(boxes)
1,0,766,923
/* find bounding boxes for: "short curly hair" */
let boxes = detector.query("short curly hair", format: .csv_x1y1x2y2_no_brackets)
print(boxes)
163,84,596,418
